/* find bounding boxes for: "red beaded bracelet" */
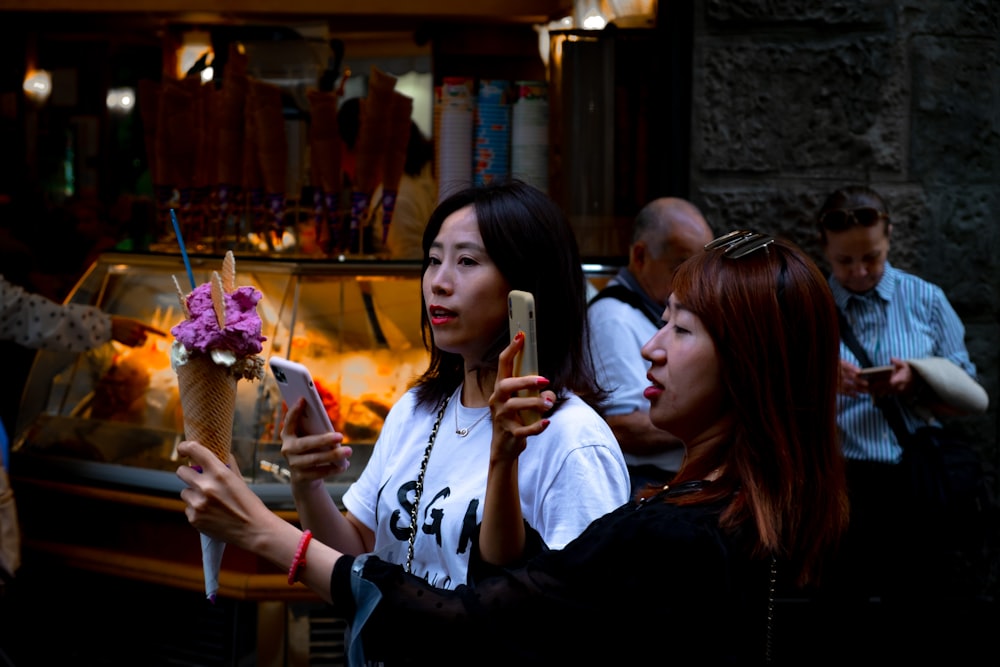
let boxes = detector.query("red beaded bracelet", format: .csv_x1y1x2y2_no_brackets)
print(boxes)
288,529,313,585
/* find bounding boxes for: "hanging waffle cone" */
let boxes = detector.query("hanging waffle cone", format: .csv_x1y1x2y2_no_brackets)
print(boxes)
252,80,288,196
242,96,263,191
156,78,198,191
367,65,398,107
307,90,342,192
356,67,397,193
193,83,214,191
353,100,381,193
307,90,343,253
223,42,249,85
216,82,247,187
379,92,414,245
382,92,413,196
217,45,250,188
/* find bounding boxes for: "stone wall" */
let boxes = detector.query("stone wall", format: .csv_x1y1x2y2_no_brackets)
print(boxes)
686,0,1000,597
687,1,998,467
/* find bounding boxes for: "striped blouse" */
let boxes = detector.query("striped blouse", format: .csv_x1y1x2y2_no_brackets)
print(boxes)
829,263,977,463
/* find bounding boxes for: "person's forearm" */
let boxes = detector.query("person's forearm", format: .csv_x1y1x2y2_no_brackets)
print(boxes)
256,518,339,604
607,410,683,456
291,480,368,553
479,457,525,565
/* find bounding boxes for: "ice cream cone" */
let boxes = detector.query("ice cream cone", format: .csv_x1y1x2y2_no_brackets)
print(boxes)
380,92,413,244
251,80,288,245
175,354,238,462
307,90,344,254
171,252,266,602
383,92,413,193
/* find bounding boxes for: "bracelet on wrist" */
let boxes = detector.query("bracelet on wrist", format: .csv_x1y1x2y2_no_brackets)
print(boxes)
288,529,313,585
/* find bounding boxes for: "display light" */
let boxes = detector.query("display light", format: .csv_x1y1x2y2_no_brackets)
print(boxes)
606,0,658,27
23,69,52,103
106,87,136,114
575,0,607,30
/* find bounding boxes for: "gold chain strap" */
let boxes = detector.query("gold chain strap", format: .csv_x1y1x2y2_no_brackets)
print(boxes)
404,395,450,573
765,555,777,664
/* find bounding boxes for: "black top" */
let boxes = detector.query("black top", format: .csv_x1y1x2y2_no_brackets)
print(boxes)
330,482,775,666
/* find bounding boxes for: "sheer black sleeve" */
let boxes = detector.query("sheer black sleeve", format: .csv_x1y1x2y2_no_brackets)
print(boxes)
466,519,548,584
329,496,773,666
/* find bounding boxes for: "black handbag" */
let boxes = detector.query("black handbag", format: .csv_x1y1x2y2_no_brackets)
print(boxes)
836,310,992,550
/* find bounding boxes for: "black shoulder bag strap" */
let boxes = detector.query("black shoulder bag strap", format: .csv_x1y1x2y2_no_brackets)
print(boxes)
589,284,662,328
836,308,911,445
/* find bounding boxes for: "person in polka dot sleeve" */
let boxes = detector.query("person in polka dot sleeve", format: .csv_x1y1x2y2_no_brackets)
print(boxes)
1,274,160,352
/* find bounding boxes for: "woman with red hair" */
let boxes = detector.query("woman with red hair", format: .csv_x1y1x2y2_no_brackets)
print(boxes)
178,230,849,666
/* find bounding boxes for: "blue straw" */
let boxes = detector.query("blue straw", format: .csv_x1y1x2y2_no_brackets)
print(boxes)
170,208,197,290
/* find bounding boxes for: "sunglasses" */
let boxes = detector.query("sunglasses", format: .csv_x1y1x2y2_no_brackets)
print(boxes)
704,230,775,259
818,207,888,231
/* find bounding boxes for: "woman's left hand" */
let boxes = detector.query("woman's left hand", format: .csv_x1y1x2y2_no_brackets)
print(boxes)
176,440,283,548
110,316,165,347
867,358,913,397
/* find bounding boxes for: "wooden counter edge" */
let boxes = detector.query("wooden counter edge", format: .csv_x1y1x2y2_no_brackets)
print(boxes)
24,539,322,602
12,475,300,521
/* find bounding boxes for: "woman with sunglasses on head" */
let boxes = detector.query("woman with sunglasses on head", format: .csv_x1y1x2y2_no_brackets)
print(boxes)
816,184,986,658
177,230,849,666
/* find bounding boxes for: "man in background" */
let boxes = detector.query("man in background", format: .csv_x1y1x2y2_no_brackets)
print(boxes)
588,197,713,498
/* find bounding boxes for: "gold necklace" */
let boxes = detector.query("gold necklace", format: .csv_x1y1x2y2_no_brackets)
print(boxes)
453,389,489,437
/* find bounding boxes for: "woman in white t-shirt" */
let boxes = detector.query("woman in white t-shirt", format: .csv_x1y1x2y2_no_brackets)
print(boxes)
278,180,630,588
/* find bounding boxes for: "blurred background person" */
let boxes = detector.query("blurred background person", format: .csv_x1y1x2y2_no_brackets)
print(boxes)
588,197,713,497
0,273,160,458
816,184,986,659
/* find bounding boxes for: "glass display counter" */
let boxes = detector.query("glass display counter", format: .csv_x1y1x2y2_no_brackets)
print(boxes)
12,252,619,508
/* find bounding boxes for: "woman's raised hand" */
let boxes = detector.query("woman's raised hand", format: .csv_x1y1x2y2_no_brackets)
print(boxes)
279,397,352,487
489,331,555,461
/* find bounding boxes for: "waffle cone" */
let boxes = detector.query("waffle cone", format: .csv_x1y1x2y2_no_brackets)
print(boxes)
382,93,413,191
158,78,200,189
176,354,239,463
367,65,398,104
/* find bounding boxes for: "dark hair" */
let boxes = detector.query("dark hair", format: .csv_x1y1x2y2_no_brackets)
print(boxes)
816,185,890,242
413,180,605,412
666,237,848,587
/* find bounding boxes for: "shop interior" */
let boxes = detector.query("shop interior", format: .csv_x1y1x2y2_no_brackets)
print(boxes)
0,2,684,665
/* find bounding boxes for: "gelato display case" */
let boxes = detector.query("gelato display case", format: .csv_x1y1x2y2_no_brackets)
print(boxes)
11,252,432,508
12,252,620,509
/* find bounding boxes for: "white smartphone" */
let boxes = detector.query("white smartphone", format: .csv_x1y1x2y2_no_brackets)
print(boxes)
858,365,894,385
268,357,336,436
508,290,541,424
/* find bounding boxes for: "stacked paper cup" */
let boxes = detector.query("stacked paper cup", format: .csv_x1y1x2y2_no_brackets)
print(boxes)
474,79,512,186
437,77,475,201
511,81,550,194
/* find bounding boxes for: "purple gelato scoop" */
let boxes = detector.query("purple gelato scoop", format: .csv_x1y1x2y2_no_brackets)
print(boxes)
171,283,266,357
